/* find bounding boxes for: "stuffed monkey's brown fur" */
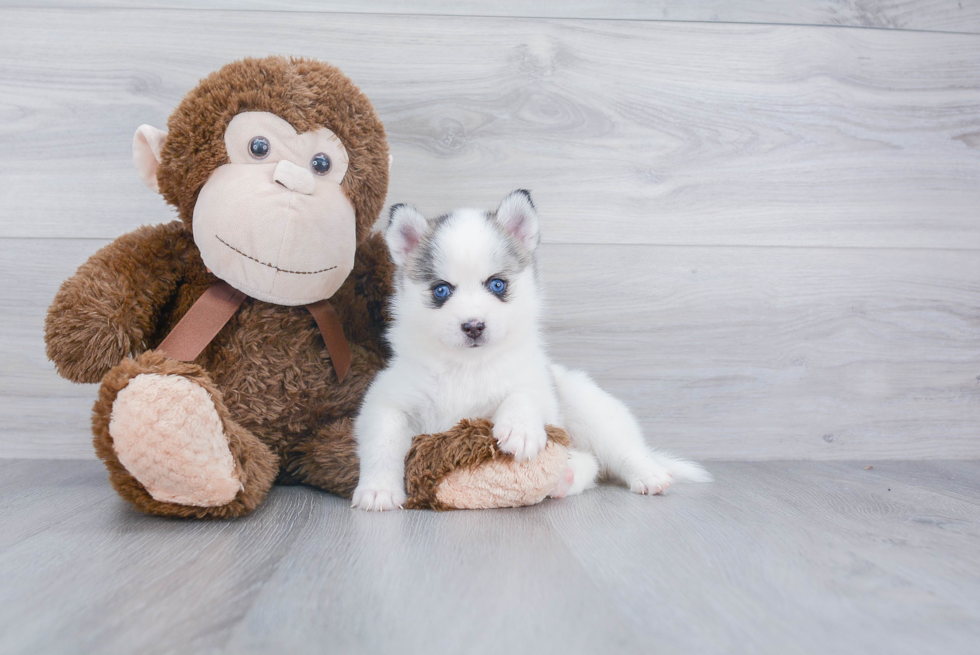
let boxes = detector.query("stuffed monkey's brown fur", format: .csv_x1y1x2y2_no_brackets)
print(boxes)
46,57,394,518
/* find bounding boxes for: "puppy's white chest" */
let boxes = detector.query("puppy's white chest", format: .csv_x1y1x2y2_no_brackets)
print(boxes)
411,350,558,434
415,367,509,433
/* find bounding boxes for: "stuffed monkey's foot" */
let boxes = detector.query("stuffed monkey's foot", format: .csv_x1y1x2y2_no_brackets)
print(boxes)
93,352,278,519
110,373,242,507
403,420,573,510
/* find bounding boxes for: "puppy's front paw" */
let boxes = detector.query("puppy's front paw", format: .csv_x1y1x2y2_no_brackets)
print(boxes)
494,421,547,461
629,464,674,495
351,484,407,511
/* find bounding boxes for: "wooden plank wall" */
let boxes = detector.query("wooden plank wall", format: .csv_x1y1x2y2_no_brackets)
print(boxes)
1,3,978,460
6,1,980,32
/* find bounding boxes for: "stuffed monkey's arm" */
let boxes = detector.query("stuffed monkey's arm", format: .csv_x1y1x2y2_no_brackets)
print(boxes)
44,221,195,383
346,229,395,356
352,230,393,324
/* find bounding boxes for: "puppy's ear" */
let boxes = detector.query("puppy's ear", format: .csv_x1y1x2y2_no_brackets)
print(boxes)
386,204,429,266
494,189,539,252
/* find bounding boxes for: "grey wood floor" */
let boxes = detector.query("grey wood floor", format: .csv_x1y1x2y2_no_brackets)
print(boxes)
2,459,978,655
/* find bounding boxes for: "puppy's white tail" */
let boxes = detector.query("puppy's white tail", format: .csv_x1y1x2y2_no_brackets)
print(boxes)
642,450,713,483
550,364,712,485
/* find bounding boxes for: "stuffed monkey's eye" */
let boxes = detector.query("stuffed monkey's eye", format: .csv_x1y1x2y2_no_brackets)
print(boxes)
487,278,507,295
311,153,331,175
248,136,270,159
432,284,453,300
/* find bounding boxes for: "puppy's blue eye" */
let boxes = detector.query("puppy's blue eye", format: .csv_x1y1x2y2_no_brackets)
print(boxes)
488,278,507,295
433,284,452,299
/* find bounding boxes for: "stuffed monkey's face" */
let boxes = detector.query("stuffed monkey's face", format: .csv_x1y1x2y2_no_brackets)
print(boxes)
192,111,356,306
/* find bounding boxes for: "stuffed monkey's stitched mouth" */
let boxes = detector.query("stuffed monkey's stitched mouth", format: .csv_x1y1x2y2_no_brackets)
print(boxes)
215,235,337,275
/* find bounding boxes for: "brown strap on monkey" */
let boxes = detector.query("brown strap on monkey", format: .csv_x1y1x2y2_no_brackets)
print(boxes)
305,298,353,382
156,281,246,362
155,280,352,382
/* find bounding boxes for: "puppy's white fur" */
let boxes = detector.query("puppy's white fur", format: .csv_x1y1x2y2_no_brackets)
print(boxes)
352,191,710,511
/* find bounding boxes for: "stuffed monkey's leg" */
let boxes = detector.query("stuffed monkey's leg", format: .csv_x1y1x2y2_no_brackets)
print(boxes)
93,351,279,519
281,418,361,499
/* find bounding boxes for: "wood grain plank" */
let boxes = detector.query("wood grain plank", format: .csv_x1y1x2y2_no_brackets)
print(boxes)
2,460,979,654
3,237,978,460
0,239,102,459
853,460,980,505
546,461,980,655
1,9,978,248
0,459,117,551
223,493,641,655
539,243,980,460
0,481,318,654
0,458,640,654
2,1,979,34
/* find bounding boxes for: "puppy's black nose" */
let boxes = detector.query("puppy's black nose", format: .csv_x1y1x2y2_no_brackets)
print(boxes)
461,321,485,339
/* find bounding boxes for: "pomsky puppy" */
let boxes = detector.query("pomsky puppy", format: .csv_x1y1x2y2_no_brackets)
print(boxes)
352,190,710,511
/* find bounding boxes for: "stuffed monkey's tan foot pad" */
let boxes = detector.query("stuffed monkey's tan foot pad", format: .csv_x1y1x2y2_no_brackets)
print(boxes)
434,440,568,509
109,373,241,507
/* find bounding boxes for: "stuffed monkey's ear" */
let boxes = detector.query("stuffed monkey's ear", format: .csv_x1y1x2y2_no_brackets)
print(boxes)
386,204,429,267
495,189,540,252
133,125,168,192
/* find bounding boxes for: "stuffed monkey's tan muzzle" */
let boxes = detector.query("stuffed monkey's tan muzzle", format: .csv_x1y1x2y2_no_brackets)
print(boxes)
189,111,358,306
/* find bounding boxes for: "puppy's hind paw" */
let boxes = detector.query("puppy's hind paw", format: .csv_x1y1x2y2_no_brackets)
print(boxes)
351,485,407,511
629,467,674,495
548,465,575,499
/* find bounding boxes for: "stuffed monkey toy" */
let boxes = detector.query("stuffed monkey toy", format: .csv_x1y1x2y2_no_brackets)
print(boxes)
44,56,568,517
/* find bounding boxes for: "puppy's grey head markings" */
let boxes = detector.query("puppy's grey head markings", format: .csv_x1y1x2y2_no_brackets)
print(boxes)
387,190,539,286
383,190,543,353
